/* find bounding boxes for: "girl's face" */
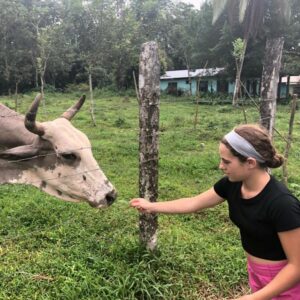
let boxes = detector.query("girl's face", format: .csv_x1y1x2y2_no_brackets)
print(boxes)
218,143,250,182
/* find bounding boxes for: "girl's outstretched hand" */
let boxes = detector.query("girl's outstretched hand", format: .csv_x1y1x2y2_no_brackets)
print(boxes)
130,198,153,213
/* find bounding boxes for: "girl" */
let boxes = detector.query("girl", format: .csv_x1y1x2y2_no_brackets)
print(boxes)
130,124,300,300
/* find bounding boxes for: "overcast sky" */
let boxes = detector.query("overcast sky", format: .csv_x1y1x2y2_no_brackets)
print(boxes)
176,0,207,9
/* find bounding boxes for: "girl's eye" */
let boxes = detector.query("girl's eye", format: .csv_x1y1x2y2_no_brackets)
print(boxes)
61,153,77,161
222,159,230,165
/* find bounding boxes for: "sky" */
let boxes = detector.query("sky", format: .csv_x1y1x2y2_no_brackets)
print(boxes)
176,0,207,9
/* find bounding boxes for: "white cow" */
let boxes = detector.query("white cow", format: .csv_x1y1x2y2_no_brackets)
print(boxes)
0,94,117,208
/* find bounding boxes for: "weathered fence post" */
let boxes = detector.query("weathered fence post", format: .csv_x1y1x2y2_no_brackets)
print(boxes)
282,94,298,186
138,41,160,251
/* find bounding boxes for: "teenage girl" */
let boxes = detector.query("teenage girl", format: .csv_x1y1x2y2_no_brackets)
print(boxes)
130,124,300,300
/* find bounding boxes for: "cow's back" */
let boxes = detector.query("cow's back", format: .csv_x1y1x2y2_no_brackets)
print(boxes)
0,104,35,148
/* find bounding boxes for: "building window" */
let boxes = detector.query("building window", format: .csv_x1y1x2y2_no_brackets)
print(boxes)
293,86,300,96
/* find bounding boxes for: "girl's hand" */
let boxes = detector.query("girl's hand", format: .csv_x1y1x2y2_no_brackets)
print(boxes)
130,198,153,213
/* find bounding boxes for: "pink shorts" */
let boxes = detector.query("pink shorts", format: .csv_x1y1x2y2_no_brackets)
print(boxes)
247,258,300,299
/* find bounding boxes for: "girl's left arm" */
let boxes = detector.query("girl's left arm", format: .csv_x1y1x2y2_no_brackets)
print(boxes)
234,227,300,300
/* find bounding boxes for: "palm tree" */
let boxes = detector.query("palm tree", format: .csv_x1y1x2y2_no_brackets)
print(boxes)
212,0,291,136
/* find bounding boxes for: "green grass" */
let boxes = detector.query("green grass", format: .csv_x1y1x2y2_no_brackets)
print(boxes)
0,93,299,299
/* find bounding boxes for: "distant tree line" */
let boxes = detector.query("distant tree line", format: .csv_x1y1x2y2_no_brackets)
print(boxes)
0,0,299,95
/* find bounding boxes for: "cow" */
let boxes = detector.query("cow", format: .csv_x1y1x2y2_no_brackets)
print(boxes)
0,94,117,208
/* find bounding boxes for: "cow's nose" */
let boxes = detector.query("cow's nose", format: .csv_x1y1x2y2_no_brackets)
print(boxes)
106,190,117,206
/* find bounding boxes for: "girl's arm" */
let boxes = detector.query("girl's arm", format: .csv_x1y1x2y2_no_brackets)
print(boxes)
130,187,224,214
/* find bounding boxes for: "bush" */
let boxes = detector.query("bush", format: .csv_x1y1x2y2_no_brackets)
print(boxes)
65,83,89,94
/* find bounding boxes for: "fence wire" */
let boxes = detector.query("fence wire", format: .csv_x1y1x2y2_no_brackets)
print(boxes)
0,92,299,244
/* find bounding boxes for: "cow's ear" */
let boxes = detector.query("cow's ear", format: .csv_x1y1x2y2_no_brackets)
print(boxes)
0,145,39,160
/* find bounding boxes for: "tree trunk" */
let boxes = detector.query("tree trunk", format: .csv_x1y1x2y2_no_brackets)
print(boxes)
14,81,19,111
233,66,241,106
40,74,45,96
282,94,297,186
138,41,160,251
286,75,290,100
188,68,192,96
232,39,247,106
277,75,282,100
40,72,46,114
88,71,96,126
259,37,284,137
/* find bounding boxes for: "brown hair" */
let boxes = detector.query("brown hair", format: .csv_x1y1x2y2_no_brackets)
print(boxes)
221,124,284,169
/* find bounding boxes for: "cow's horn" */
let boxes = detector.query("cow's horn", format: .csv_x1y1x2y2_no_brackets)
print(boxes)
60,95,86,120
25,93,45,136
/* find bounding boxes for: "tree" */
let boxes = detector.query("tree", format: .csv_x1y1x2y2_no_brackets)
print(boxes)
0,0,33,95
168,3,197,94
110,2,140,90
0,0,296,97
281,0,300,76
213,0,264,105
69,0,116,124
259,1,290,135
232,37,246,104
212,0,291,135
26,0,62,95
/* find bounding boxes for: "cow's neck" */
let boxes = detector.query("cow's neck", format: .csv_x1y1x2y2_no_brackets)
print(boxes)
0,160,27,184
0,157,39,184
0,159,79,203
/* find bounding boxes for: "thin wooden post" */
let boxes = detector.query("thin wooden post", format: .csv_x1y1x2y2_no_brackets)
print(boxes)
194,62,207,129
88,70,96,126
282,94,298,186
138,41,160,251
133,70,140,104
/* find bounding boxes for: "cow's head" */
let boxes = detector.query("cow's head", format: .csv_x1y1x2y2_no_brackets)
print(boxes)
0,94,117,208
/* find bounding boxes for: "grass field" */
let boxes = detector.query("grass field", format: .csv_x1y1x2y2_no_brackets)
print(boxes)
0,92,299,299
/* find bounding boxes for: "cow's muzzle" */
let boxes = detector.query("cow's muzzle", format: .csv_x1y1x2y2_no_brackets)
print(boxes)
89,189,117,208
106,189,117,206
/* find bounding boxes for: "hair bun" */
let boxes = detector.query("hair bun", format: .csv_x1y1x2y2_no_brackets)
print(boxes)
267,153,284,168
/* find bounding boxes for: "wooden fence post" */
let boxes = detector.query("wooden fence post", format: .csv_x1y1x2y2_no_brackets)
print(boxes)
138,41,160,251
282,94,298,186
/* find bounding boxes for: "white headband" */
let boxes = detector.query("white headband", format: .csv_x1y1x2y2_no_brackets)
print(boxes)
224,130,265,163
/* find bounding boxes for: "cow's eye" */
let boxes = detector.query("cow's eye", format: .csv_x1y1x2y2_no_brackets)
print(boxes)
61,153,77,161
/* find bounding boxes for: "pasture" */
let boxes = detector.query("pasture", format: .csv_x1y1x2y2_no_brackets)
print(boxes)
0,92,299,299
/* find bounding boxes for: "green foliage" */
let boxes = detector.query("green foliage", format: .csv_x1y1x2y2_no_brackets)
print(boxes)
289,183,300,199
114,117,127,128
65,83,90,94
0,0,298,95
0,92,300,299
232,38,245,61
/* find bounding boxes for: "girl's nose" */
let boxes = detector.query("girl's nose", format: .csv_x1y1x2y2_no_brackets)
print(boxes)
219,161,224,170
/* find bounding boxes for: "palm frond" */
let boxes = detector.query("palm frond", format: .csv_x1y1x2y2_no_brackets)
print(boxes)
274,0,291,24
243,0,265,39
212,0,229,24
239,0,250,23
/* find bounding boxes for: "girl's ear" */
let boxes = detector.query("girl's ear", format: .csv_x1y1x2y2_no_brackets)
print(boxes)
246,157,258,169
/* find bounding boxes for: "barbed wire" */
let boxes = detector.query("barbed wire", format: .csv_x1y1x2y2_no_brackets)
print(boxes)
238,80,296,145
0,107,285,123
1,93,300,158
1,146,92,164
0,93,298,246
34,167,101,185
